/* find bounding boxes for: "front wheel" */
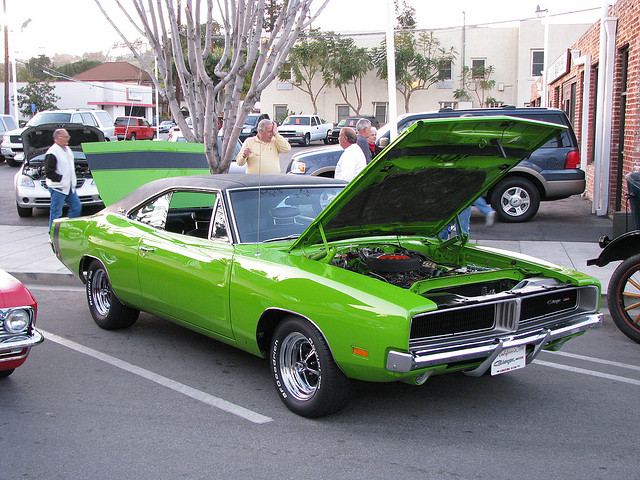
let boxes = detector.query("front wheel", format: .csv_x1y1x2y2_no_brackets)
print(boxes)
0,369,15,378
302,134,310,147
86,261,139,330
6,157,21,167
607,254,640,343
270,317,350,418
490,177,540,223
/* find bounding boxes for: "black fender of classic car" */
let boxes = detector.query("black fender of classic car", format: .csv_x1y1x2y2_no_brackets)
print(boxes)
587,230,640,267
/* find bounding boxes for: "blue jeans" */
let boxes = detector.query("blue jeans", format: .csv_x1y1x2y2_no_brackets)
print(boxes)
438,198,494,239
49,188,81,231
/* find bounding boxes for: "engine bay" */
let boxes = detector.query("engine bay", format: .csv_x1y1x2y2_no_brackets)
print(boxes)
326,243,555,305
22,159,93,182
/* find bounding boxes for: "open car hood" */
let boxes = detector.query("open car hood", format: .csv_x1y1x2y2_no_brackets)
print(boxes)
22,123,104,162
291,116,565,250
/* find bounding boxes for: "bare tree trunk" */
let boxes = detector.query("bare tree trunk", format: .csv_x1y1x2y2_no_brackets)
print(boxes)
95,0,329,173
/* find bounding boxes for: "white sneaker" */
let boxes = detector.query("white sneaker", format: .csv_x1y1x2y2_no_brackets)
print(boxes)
485,211,496,227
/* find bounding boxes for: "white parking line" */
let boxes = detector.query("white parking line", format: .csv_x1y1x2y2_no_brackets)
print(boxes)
534,359,640,386
543,350,640,372
40,329,273,424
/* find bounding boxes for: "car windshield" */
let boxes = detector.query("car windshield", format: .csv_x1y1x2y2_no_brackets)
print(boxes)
27,112,72,126
282,116,310,126
229,186,342,243
244,115,260,126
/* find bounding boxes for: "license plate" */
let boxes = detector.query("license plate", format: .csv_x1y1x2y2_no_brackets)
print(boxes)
491,345,526,375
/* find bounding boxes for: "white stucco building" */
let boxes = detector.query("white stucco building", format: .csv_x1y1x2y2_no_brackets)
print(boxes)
259,19,591,125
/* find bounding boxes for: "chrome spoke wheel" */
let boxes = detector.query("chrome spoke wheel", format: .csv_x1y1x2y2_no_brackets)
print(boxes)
279,332,319,401
91,268,112,317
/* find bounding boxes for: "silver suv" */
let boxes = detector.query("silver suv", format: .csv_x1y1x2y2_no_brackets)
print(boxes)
0,114,18,163
1,109,116,167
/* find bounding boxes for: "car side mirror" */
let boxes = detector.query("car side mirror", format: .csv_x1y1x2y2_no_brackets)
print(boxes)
378,137,389,148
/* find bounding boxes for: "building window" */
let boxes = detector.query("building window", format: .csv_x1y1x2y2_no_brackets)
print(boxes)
336,105,350,123
373,103,387,125
274,105,288,123
441,60,452,80
471,59,486,79
531,50,544,77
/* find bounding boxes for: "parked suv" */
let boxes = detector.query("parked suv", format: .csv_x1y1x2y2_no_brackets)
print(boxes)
287,107,584,222
239,113,270,142
0,114,18,163
1,109,116,166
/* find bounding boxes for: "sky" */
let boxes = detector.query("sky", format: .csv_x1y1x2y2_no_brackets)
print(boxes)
3,0,608,60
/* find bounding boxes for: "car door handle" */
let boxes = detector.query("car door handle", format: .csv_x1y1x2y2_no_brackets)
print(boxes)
140,246,155,256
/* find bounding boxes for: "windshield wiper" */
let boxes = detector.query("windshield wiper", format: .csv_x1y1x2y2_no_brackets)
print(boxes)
262,234,301,243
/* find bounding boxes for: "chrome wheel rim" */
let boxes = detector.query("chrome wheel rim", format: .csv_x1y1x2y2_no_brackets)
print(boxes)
91,269,111,317
279,332,320,401
617,265,640,332
500,186,530,217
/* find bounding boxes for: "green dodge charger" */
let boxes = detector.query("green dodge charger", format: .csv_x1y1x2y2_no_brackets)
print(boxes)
50,117,602,417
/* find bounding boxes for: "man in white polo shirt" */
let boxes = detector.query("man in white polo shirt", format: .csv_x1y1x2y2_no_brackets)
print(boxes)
335,127,366,182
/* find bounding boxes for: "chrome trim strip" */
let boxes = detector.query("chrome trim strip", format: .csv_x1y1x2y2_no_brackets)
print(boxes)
387,313,602,373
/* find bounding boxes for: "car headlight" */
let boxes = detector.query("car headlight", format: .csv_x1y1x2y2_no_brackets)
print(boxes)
18,175,35,188
291,160,306,173
242,127,251,133
2,307,32,333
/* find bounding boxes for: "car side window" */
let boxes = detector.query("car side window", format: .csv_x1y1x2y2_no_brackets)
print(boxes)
398,119,417,134
167,190,217,239
81,113,98,127
71,113,83,124
131,192,172,229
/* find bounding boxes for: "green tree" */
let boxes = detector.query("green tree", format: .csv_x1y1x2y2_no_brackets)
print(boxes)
57,59,102,77
372,31,456,113
454,64,499,108
327,36,371,116
17,81,59,117
23,55,55,82
280,31,332,115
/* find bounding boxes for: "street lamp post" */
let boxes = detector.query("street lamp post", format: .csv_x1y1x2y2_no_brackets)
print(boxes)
536,5,549,107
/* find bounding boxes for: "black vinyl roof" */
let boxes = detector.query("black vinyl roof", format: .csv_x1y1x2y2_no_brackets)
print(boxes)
104,174,346,214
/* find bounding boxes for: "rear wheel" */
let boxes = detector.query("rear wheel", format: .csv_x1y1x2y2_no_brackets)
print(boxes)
129,132,136,141
302,134,310,147
323,131,330,145
607,254,640,343
270,317,350,418
86,261,139,330
16,204,33,217
490,177,540,223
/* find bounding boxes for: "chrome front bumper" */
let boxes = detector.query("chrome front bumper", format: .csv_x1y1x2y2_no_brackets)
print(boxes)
386,314,602,375
0,329,44,357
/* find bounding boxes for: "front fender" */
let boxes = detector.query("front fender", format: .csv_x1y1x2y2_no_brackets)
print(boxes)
587,231,640,267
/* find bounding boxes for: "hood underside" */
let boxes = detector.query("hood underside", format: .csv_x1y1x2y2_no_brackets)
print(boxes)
291,116,565,250
22,123,104,162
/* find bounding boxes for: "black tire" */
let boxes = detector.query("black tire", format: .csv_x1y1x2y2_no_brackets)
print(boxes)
0,369,15,378
86,261,139,330
607,254,640,343
302,134,310,147
130,132,136,141
490,177,540,223
16,204,33,218
5,157,21,167
323,132,330,145
270,317,350,418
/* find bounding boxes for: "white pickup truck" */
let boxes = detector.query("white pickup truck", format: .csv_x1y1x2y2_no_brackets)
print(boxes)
278,115,333,146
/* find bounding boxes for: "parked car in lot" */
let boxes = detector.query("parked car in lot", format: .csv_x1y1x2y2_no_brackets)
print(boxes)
0,114,18,163
2,109,116,166
114,116,156,140
14,123,105,217
0,268,43,378
158,120,175,134
278,114,333,146
239,113,270,142
51,117,601,417
328,116,380,144
288,107,584,223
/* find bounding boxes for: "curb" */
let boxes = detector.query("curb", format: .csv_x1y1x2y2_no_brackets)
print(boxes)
10,271,83,288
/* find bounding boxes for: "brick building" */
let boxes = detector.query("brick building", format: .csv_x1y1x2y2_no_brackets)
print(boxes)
533,0,640,219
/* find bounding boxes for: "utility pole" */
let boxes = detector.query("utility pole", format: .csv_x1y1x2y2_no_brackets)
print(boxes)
3,0,9,114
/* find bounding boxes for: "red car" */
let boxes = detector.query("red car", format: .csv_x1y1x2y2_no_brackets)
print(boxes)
0,269,43,377
114,116,156,141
